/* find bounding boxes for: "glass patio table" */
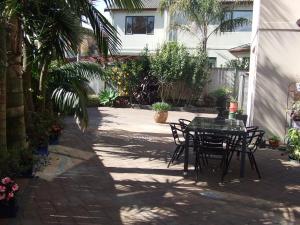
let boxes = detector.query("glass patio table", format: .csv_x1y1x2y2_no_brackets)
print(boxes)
184,117,247,177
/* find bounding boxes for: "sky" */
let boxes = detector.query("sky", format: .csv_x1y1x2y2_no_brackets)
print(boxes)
83,1,111,28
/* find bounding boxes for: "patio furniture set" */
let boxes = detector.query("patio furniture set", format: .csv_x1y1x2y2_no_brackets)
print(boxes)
168,117,265,181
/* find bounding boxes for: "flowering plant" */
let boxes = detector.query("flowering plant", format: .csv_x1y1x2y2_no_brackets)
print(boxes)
0,177,19,203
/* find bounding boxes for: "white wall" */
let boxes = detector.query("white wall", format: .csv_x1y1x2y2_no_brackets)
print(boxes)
111,10,168,55
248,0,300,138
174,5,253,67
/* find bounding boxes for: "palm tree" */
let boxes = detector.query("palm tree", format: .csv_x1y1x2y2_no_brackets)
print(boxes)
1,0,143,149
0,18,7,151
48,62,104,130
160,0,249,52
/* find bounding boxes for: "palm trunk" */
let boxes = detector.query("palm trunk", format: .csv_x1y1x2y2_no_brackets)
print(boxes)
23,40,34,126
6,17,27,149
38,58,50,112
0,20,7,151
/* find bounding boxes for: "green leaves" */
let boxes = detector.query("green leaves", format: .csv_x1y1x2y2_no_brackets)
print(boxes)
48,62,104,130
152,102,171,112
99,89,119,106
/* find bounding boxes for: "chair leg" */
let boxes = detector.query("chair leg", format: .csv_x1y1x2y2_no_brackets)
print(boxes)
250,153,261,179
247,153,254,169
168,145,180,168
195,150,202,180
176,145,184,160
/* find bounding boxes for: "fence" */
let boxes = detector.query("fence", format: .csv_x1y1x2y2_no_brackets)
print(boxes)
207,68,249,112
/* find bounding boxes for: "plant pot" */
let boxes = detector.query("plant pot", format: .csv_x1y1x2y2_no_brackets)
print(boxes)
229,102,238,113
154,111,168,123
228,112,236,120
37,145,49,156
0,200,18,218
269,139,280,148
49,134,59,145
288,154,300,164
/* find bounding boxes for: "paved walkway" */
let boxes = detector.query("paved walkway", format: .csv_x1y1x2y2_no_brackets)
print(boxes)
2,107,300,225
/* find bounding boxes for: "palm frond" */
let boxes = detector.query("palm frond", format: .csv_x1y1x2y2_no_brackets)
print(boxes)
50,61,104,81
48,61,104,129
103,0,144,10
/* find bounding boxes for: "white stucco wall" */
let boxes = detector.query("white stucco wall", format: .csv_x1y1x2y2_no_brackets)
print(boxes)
248,0,300,138
110,10,168,55
174,5,253,67
110,4,253,65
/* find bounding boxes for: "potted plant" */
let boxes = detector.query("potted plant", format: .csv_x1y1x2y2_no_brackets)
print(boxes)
152,102,171,123
287,128,300,163
268,135,280,148
49,123,63,145
229,97,238,113
0,177,19,218
211,88,231,120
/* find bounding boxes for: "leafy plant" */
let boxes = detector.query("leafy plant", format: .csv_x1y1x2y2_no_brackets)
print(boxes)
230,96,238,103
152,102,171,112
99,89,119,106
287,128,300,161
225,58,250,70
291,101,300,121
211,87,232,108
0,177,19,202
269,135,280,142
48,62,104,129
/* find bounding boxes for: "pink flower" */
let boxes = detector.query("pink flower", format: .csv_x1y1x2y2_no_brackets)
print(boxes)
0,193,5,201
12,184,19,192
1,177,12,185
0,185,6,192
6,192,14,201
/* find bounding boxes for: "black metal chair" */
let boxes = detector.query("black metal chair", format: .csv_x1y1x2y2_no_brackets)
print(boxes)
178,119,191,130
228,130,265,179
168,123,194,168
194,131,230,180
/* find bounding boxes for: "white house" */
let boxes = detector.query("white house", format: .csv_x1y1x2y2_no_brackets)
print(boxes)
106,0,253,67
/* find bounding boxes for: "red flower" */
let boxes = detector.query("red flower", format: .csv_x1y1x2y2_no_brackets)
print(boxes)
0,185,6,192
0,193,5,201
6,192,14,201
1,177,12,185
12,184,19,192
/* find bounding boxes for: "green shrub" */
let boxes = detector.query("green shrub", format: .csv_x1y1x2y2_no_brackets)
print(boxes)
87,95,100,107
152,102,171,112
99,89,119,106
0,148,35,177
287,128,300,161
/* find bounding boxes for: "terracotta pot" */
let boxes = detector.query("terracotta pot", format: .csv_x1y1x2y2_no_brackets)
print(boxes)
154,111,168,123
269,139,279,148
229,102,238,113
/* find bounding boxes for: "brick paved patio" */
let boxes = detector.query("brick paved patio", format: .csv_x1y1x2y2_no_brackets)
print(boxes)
1,107,300,225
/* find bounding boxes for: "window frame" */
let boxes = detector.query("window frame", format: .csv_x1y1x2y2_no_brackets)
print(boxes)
125,16,155,35
208,57,217,68
223,10,253,32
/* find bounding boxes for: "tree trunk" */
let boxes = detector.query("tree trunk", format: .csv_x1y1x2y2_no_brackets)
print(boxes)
23,40,34,127
6,17,27,149
38,58,50,112
0,20,7,151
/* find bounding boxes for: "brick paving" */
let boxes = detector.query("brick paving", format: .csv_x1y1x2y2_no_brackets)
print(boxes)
1,107,300,225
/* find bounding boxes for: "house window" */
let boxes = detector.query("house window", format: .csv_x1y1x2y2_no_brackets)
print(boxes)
125,16,155,35
223,10,253,32
209,57,217,68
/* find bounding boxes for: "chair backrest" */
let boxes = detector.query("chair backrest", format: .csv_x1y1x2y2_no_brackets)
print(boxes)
197,131,229,149
178,119,191,131
247,130,265,152
169,123,184,145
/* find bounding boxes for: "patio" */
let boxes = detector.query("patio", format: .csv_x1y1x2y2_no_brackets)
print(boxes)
3,107,300,225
